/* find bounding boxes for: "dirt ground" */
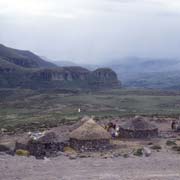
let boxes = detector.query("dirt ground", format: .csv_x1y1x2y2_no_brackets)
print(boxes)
1,117,180,180
0,151,180,180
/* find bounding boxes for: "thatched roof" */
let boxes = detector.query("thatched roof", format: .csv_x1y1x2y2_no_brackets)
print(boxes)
69,119,111,140
120,116,157,131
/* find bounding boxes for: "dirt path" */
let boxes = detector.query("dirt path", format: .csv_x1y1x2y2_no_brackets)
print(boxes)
0,151,180,180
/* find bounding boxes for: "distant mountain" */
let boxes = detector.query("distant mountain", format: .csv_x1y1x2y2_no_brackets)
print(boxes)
0,57,23,70
122,71,180,89
42,57,101,72
40,56,78,67
103,57,180,89
0,44,57,68
31,67,120,89
52,60,77,67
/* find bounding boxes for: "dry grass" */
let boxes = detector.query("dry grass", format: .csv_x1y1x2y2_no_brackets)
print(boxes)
69,119,111,140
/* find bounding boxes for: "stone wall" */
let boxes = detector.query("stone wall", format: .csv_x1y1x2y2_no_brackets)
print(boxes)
119,128,158,138
27,140,68,159
70,138,110,152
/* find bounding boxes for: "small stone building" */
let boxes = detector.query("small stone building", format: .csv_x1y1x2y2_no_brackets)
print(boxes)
26,131,67,158
69,119,111,152
119,116,158,138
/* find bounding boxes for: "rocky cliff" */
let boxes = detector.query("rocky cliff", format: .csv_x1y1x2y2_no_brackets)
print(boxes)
0,44,121,89
29,67,120,89
90,68,119,88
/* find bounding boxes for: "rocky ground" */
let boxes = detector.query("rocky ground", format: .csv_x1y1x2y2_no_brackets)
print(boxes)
0,151,180,180
1,117,180,180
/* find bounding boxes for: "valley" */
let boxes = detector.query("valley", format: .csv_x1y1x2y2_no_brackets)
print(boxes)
1,88,180,132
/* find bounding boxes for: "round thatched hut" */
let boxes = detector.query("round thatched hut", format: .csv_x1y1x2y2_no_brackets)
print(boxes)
69,119,111,151
119,116,158,138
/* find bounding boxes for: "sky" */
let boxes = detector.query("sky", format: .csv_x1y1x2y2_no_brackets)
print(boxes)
0,0,180,64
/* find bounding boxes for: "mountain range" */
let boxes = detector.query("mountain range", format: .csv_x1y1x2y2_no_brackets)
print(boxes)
1,43,180,90
54,57,180,90
103,57,180,89
0,44,120,90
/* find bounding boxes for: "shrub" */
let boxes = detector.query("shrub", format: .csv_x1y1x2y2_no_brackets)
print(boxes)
166,140,177,146
150,145,162,150
16,149,30,156
133,148,143,156
172,145,180,152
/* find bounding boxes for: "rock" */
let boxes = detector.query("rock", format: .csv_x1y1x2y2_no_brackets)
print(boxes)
177,127,180,132
113,152,121,158
143,147,152,157
43,157,50,162
56,151,66,156
0,151,7,156
78,154,90,158
69,154,77,160
101,153,114,159
150,145,162,150
123,154,129,158
1,128,7,133
0,141,16,154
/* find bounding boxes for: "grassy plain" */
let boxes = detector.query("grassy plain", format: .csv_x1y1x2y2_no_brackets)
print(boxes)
1,88,180,131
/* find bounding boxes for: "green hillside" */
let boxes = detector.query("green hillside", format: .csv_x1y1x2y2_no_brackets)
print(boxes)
0,44,57,68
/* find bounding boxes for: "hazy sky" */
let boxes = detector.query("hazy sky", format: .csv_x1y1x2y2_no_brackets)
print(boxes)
1,0,180,64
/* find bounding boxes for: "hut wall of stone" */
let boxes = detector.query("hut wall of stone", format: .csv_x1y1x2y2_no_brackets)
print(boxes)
119,128,158,138
27,140,67,158
70,138,110,152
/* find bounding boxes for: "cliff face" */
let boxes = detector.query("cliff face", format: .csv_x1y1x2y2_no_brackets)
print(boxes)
29,67,120,89
0,64,120,90
0,64,120,89
32,67,90,81
0,44,121,90
90,68,119,88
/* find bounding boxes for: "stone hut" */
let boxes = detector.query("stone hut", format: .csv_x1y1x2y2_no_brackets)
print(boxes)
119,116,158,138
69,119,111,152
26,131,67,158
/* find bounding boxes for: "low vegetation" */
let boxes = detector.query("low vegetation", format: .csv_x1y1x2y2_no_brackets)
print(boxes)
150,145,162,150
166,140,177,146
1,89,180,132
171,145,180,153
133,148,143,156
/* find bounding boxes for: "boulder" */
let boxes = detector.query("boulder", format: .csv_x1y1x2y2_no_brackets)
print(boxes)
0,140,16,154
69,154,77,160
143,147,152,157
